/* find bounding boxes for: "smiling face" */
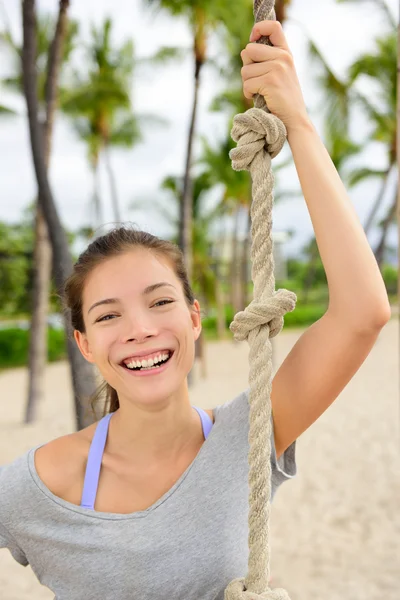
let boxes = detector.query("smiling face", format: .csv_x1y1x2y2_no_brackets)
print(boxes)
74,249,202,408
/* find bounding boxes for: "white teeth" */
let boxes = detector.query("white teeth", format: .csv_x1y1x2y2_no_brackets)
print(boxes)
126,352,170,370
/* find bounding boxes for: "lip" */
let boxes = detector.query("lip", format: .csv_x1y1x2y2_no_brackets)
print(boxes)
120,351,174,377
121,348,173,363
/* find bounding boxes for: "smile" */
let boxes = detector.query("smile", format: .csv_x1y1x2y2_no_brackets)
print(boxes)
120,351,174,377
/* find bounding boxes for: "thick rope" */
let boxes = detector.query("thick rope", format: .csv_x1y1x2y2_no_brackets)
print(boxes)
224,1,297,598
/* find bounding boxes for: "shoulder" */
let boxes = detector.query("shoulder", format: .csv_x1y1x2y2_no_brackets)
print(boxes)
213,389,249,422
33,424,96,498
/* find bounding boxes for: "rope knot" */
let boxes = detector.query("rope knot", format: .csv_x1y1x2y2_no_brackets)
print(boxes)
229,108,287,172
224,577,291,600
229,289,297,342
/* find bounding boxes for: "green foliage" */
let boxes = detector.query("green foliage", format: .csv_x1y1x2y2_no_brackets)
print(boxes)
285,258,328,288
0,219,77,318
381,264,398,295
0,327,66,369
282,304,328,327
0,13,79,101
0,221,34,315
60,18,141,161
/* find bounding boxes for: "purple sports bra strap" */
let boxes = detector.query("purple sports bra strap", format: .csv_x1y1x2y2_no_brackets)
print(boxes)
80,406,213,510
193,406,214,439
80,412,113,509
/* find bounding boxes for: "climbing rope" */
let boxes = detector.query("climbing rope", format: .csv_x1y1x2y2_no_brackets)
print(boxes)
225,1,297,598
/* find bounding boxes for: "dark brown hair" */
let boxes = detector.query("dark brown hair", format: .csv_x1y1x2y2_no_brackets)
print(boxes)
62,225,197,421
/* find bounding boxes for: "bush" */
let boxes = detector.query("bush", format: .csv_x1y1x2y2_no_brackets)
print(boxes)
381,265,397,295
0,327,66,369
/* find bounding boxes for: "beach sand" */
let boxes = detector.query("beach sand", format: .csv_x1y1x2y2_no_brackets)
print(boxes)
0,318,398,599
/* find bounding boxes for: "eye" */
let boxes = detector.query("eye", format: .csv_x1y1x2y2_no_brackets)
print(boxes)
95,300,174,323
96,314,117,322
154,299,174,307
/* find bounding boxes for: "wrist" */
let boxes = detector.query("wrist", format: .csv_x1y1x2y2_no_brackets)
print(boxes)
286,114,315,142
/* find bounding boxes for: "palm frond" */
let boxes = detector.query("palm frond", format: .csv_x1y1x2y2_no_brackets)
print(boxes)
347,167,390,188
0,103,17,115
108,115,143,147
147,46,189,65
307,38,351,133
136,112,169,129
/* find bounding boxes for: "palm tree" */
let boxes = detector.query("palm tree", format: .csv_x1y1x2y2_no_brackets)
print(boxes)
335,0,397,264
348,31,397,266
305,3,396,269
60,18,145,228
300,35,364,298
130,169,226,379
1,4,79,424
143,0,238,284
209,0,300,312
22,0,97,430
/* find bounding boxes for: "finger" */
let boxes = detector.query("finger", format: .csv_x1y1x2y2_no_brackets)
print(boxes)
241,47,254,67
242,73,269,100
250,20,291,53
241,44,290,66
241,61,275,82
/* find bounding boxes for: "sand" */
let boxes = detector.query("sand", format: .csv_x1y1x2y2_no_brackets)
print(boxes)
0,317,399,600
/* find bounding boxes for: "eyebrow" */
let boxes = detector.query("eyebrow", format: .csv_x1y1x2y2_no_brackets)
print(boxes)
87,282,177,315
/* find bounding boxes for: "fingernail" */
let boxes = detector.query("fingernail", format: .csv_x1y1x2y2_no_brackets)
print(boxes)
249,28,257,41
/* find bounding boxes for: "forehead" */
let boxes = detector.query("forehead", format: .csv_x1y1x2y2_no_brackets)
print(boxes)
82,250,178,304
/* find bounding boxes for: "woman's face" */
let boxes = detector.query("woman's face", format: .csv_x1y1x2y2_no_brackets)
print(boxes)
74,249,201,406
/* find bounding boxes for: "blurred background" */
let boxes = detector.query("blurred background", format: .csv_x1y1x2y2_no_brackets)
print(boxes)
0,0,397,384
0,0,399,598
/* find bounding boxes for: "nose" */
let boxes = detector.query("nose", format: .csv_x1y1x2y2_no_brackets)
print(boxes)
121,311,158,343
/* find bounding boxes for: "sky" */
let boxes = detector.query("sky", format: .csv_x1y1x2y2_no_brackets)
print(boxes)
0,0,398,261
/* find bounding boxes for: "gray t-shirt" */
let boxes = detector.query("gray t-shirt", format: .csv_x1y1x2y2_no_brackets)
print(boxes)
0,389,297,600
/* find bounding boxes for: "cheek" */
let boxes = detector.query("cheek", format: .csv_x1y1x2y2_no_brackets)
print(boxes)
87,328,115,363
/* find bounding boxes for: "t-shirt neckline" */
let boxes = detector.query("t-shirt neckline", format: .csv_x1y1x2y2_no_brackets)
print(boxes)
27,406,219,520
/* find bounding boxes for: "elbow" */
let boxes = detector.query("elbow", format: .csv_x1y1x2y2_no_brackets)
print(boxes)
327,303,392,333
358,304,392,332
374,304,392,327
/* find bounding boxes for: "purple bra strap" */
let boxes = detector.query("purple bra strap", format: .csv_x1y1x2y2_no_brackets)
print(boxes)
80,412,113,509
192,406,214,439
80,407,213,510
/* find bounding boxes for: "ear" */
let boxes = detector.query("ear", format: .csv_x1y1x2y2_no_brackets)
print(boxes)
74,330,96,364
191,299,202,342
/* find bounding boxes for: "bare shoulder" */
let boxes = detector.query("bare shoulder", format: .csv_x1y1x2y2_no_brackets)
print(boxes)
34,409,214,497
34,425,96,497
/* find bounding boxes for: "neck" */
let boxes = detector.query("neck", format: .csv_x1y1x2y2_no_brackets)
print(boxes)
106,390,201,465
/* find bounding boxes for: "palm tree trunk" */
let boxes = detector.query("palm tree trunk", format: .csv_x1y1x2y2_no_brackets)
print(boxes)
92,159,103,229
104,144,122,223
25,201,52,423
364,165,393,236
274,0,291,23
25,0,70,424
179,14,206,283
374,187,397,269
215,219,228,339
22,0,97,430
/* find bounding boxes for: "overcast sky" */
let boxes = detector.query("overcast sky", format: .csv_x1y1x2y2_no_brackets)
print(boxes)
0,0,398,261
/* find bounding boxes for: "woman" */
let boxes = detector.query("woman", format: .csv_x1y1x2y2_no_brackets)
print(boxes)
0,20,390,600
